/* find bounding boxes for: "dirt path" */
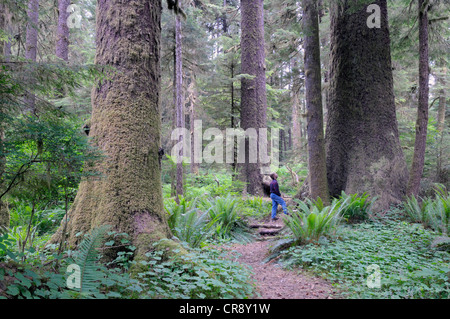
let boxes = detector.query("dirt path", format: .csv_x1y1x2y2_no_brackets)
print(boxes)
226,219,337,299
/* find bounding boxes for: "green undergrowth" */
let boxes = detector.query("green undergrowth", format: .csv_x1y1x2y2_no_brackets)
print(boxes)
280,220,450,299
0,228,257,299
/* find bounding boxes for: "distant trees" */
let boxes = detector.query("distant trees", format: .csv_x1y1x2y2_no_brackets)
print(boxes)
325,0,409,210
25,0,39,113
56,0,70,61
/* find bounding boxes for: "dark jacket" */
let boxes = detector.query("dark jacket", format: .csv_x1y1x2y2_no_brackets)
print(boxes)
270,179,281,196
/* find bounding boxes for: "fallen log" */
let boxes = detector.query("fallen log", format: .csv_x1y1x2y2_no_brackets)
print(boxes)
249,224,283,229
259,229,281,235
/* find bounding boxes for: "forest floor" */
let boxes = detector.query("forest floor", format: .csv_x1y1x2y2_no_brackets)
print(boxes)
225,218,338,299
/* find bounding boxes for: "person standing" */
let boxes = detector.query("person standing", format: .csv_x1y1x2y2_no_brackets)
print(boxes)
269,173,289,221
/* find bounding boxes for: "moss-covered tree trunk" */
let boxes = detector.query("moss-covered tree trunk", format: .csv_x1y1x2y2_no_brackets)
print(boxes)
240,0,267,196
302,0,329,205
174,11,184,202
325,0,408,210
436,63,447,184
51,0,171,257
407,0,429,197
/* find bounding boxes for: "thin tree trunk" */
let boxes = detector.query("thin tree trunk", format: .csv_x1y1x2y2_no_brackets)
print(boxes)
407,0,430,197
50,0,171,258
25,0,39,114
170,44,177,197
56,0,70,61
189,73,199,175
240,0,268,195
303,0,329,204
174,12,184,202
0,3,6,57
0,3,8,229
291,86,302,155
325,0,408,211
222,0,228,34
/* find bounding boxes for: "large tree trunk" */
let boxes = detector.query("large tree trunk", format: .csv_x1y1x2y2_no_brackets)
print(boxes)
302,0,329,204
51,0,171,257
240,0,268,195
325,0,408,211
25,0,39,113
407,0,430,197
56,0,70,61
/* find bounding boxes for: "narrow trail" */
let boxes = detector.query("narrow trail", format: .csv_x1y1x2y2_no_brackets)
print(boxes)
227,219,337,299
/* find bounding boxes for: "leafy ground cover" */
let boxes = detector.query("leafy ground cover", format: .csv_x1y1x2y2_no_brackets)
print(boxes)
280,219,449,298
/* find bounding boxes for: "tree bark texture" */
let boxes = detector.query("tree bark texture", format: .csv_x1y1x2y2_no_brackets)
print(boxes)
174,12,184,201
325,0,408,210
240,0,268,195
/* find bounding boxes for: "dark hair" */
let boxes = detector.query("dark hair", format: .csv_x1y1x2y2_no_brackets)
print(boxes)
270,173,277,180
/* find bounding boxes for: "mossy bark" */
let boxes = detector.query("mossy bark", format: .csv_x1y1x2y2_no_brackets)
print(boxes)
240,0,267,196
51,0,171,258
325,0,408,211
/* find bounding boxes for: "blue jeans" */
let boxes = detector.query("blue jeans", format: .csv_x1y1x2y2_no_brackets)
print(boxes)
270,193,287,219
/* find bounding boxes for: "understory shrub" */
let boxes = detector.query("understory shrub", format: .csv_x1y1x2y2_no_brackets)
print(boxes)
404,187,450,235
201,195,253,243
165,197,212,248
338,192,375,222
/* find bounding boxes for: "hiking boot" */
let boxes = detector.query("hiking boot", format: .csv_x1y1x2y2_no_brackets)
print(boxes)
271,217,279,221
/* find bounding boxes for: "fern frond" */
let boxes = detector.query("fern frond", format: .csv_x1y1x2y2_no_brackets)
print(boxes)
73,224,111,295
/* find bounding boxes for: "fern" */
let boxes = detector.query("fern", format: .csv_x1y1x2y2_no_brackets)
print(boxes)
286,197,349,245
204,195,253,243
71,225,111,296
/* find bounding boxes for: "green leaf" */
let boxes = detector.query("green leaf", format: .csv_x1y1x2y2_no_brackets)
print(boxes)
7,286,20,296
